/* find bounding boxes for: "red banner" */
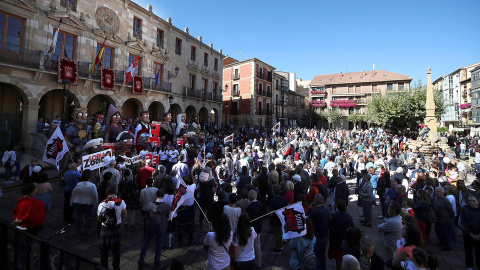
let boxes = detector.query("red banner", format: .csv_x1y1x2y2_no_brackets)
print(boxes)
176,138,184,146
57,57,79,86
145,152,153,162
101,67,115,91
149,121,161,146
152,154,159,166
101,143,116,156
133,76,143,95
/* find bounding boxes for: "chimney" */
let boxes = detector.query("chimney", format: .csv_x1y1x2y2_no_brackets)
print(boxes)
373,63,375,71
340,72,343,77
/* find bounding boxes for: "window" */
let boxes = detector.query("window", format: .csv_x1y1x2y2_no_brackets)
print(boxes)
398,82,404,90
96,43,114,68
214,58,218,71
188,74,196,89
258,83,263,95
133,17,142,39
0,12,24,52
153,62,163,81
128,54,141,76
372,84,377,92
233,84,239,95
204,53,208,67
233,68,239,80
387,83,393,90
175,38,182,55
267,85,271,96
191,46,196,61
60,0,77,12
202,78,208,92
52,30,76,60
156,29,164,48
266,103,270,114
213,82,218,94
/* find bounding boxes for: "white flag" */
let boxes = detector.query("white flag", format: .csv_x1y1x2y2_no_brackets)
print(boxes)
224,133,234,144
42,126,69,170
46,19,62,57
169,183,188,219
273,122,280,133
274,202,307,240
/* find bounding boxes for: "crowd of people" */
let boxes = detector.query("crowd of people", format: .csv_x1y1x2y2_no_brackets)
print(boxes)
5,109,480,270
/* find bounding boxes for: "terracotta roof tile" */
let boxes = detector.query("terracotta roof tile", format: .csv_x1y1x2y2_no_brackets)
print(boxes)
310,70,412,86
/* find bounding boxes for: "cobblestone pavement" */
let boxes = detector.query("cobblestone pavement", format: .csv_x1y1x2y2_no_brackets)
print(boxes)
0,175,468,270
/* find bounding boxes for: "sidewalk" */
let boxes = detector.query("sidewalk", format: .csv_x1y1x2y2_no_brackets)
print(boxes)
0,176,468,270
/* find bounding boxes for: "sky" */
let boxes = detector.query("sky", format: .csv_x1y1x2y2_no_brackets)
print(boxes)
137,0,479,84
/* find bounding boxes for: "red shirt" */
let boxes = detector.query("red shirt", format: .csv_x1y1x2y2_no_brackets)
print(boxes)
137,165,154,188
13,197,46,229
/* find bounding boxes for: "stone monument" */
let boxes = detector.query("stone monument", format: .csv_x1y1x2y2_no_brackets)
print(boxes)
425,67,438,143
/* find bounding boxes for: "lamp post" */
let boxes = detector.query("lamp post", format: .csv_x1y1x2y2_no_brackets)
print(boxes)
61,78,71,133
167,66,179,82
168,94,174,112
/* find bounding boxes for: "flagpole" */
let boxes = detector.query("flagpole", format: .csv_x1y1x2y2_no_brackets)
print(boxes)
179,177,209,223
89,36,107,76
250,202,302,222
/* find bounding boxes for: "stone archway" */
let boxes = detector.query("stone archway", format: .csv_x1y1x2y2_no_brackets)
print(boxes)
211,108,219,126
87,94,116,116
0,83,27,151
148,101,165,122
199,107,208,125
122,98,143,119
39,89,81,125
185,105,196,124
170,103,182,124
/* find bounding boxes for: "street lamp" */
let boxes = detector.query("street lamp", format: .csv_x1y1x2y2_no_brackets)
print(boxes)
224,84,228,92
168,94,174,112
167,66,179,82
61,78,71,133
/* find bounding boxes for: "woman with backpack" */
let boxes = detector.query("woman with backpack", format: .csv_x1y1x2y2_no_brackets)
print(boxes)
290,217,316,270
231,212,257,270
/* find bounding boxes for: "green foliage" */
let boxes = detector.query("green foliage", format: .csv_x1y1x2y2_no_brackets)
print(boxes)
365,79,445,130
437,127,448,133
327,108,343,123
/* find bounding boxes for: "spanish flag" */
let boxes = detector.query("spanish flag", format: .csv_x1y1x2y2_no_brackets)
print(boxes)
89,37,107,76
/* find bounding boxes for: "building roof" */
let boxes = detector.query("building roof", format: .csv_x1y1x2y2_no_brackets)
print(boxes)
309,70,412,86
222,57,275,70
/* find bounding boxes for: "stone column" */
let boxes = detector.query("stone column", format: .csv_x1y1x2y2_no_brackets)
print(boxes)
425,68,438,143
22,105,41,156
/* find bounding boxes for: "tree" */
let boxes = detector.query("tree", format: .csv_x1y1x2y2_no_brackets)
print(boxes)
347,114,364,128
326,108,343,126
312,109,327,128
365,79,445,131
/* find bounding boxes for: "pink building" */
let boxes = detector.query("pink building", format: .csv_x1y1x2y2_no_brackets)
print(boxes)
309,68,412,129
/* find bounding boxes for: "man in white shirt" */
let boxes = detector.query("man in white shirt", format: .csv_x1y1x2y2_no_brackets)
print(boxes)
324,156,336,178
97,185,127,270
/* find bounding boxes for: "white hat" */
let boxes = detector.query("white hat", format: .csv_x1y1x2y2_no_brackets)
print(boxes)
103,156,111,167
33,166,42,173
292,175,301,182
443,157,450,164
396,167,403,174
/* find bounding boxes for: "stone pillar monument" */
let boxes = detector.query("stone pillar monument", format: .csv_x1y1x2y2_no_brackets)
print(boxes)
425,67,438,143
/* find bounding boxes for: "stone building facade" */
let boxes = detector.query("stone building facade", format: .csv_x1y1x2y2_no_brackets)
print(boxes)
222,56,274,127
309,68,412,129
0,0,223,154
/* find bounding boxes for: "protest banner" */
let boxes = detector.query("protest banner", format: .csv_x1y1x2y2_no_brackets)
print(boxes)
149,121,161,146
101,143,116,155
120,155,142,165
275,202,307,240
82,149,113,171
152,154,159,166
42,126,69,170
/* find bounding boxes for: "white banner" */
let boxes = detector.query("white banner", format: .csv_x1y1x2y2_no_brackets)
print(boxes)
274,202,307,240
42,126,69,170
82,149,113,171
120,155,143,165
224,133,234,144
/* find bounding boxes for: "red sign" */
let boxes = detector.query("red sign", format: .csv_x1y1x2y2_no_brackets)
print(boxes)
145,152,153,162
149,121,161,146
176,138,183,146
133,76,143,95
152,154,159,166
57,57,79,85
101,143,116,156
101,67,115,91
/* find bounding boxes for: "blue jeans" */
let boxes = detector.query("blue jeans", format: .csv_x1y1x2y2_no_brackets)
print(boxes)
138,223,166,266
74,203,93,233
314,237,328,270
435,220,454,251
476,163,480,174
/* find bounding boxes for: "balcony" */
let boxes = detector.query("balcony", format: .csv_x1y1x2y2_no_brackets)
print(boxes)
258,108,266,115
212,93,222,102
0,46,43,69
257,72,264,79
185,87,202,99
330,99,357,108
310,100,326,107
151,80,172,92
233,73,240,80
232,89,240,97
266,90,272,97
175,45,182,55
204,91,213,100
257,88,264,96
311,90,327,95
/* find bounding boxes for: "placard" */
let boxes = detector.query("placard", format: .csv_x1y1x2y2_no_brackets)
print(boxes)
150,121,161,146
82,149,113,171
152,154,159,166
101,143,116,156
120,155,142,165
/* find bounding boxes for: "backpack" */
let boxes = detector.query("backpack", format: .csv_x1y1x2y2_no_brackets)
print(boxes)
297,239,315,270
219,167,228,180
100,197,122,228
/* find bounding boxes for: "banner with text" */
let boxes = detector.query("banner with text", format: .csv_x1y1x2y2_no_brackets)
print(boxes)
82,149,113,171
